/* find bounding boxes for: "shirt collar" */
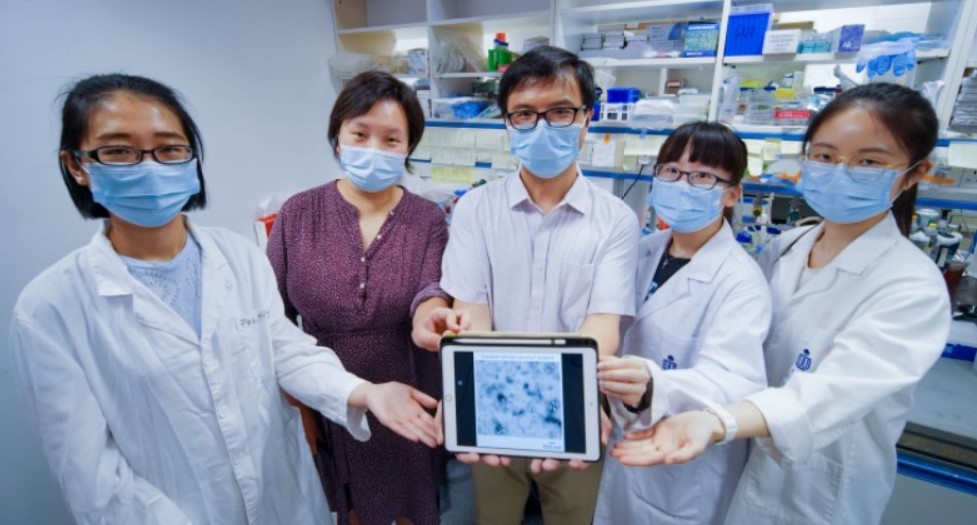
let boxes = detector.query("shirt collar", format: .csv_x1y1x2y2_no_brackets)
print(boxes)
86,215,217,297
504,167,592,215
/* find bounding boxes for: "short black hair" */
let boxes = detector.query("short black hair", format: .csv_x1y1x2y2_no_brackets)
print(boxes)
657,121,747,186
327,70,425,173
803,82,938,236
498,45,596,113
657,121,747,222
59,74,207,219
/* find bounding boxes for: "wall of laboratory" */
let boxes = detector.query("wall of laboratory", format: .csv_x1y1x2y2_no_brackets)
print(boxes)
0,0,342,521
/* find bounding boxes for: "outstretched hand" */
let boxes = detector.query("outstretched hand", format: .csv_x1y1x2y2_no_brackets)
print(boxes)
357,382,443,448
610,410,719,467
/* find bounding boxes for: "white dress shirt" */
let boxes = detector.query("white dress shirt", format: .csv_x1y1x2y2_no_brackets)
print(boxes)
441,171,639,331
10,219,370,524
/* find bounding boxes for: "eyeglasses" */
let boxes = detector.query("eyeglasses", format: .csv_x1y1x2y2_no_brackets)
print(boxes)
73,145,195,166
505,106,587,130
802,152,914,183
653,164,732,190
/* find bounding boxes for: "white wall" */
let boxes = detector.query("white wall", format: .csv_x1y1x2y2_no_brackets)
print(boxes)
0,0,342,521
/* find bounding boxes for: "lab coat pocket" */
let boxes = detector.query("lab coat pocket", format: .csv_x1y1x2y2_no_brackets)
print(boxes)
742,443,842,524
560,262,594,330
631,458,704,521
232,309,274,391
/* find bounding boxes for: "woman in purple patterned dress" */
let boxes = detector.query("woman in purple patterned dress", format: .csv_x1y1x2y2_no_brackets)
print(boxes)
266,71,464,525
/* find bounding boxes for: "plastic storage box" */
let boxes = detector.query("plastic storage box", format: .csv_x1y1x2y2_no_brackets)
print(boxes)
606,87,641,103
724,4,773,56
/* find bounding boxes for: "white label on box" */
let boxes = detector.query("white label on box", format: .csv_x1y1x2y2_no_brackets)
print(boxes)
763,29,801,55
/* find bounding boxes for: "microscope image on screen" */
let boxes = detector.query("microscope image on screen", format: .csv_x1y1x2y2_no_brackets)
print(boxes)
473,352,565,452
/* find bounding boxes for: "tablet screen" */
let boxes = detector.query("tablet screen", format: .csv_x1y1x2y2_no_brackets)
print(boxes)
452,350,587,454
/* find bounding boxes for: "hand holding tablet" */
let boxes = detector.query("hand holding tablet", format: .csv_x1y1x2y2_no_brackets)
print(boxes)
440,334,603,464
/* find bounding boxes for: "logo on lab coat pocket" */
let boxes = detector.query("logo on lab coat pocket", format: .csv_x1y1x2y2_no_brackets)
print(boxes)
662,355,678,370
795,349,812,371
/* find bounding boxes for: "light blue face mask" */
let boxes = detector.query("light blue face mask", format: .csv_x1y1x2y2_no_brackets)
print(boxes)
339,145,407,193
508,123,582,179
87,160,200,228
648,180,726,233
796,160,916,224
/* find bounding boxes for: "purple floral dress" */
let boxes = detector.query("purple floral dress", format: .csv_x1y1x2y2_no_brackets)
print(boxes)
267,181,449,525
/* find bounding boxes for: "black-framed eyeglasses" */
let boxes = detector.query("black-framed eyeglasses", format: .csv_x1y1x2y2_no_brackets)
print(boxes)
653,164,733,190
73,145,195,166
505,106,587,130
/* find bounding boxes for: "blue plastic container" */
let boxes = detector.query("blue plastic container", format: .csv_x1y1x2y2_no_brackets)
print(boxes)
724,5,772,56
606,87,641,103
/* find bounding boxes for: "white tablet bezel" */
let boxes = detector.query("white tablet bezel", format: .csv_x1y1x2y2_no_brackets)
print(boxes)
441,335,601,462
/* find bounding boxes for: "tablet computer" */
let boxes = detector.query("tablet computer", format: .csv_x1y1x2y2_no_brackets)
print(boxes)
440,334,601,462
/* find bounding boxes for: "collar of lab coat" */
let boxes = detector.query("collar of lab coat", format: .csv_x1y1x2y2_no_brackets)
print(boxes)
638,220,737,319
504,167,591,215
774,213,902,303
86,216,233,343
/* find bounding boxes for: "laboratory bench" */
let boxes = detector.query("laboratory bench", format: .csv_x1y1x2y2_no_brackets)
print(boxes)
897,320,977,497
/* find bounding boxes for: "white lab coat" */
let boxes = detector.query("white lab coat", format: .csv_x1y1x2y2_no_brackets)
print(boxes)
596,221,771,525
9,220,371,525
725,213,950,525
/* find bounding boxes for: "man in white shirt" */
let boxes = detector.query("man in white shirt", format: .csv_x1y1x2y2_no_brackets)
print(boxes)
441,45,639,525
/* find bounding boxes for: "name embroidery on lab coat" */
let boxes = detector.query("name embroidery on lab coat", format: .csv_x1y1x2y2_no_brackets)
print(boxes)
238,309,270,327
662,355,678,370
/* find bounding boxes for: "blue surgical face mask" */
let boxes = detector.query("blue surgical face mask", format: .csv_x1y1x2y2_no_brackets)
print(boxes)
86,160,200,228
796,160,915,224
339,145,407,193
508,123,582,179
648,180,726,233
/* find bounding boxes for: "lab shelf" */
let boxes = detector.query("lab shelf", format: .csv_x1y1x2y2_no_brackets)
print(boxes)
336,23,429,38
560,1,724,26
724,48,950,66
433,72,501,79
584,57,717,70
429,11,551,31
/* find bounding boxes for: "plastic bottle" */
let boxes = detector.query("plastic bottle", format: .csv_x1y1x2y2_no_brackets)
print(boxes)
488,33,510,72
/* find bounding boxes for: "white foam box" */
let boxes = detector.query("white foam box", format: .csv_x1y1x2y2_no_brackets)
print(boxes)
762,29,801,55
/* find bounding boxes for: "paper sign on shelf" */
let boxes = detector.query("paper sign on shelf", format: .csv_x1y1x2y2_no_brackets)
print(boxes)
491,152,519,171
744,139,766,156
451,132,477,149
747,155,763,176
452,149,477,167
781,141,803,155
591,140,619,168
622,135,666,156
431,165,476,183
948,142,977,170
431,149,452,165
411,146,433,161
475,130,507,151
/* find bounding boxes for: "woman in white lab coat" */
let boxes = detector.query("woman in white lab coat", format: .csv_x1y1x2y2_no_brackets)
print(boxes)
612,83,951,525
595,122,771,524
9,74,443,525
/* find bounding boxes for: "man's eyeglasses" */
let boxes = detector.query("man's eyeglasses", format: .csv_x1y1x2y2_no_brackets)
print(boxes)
505,106,587,130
